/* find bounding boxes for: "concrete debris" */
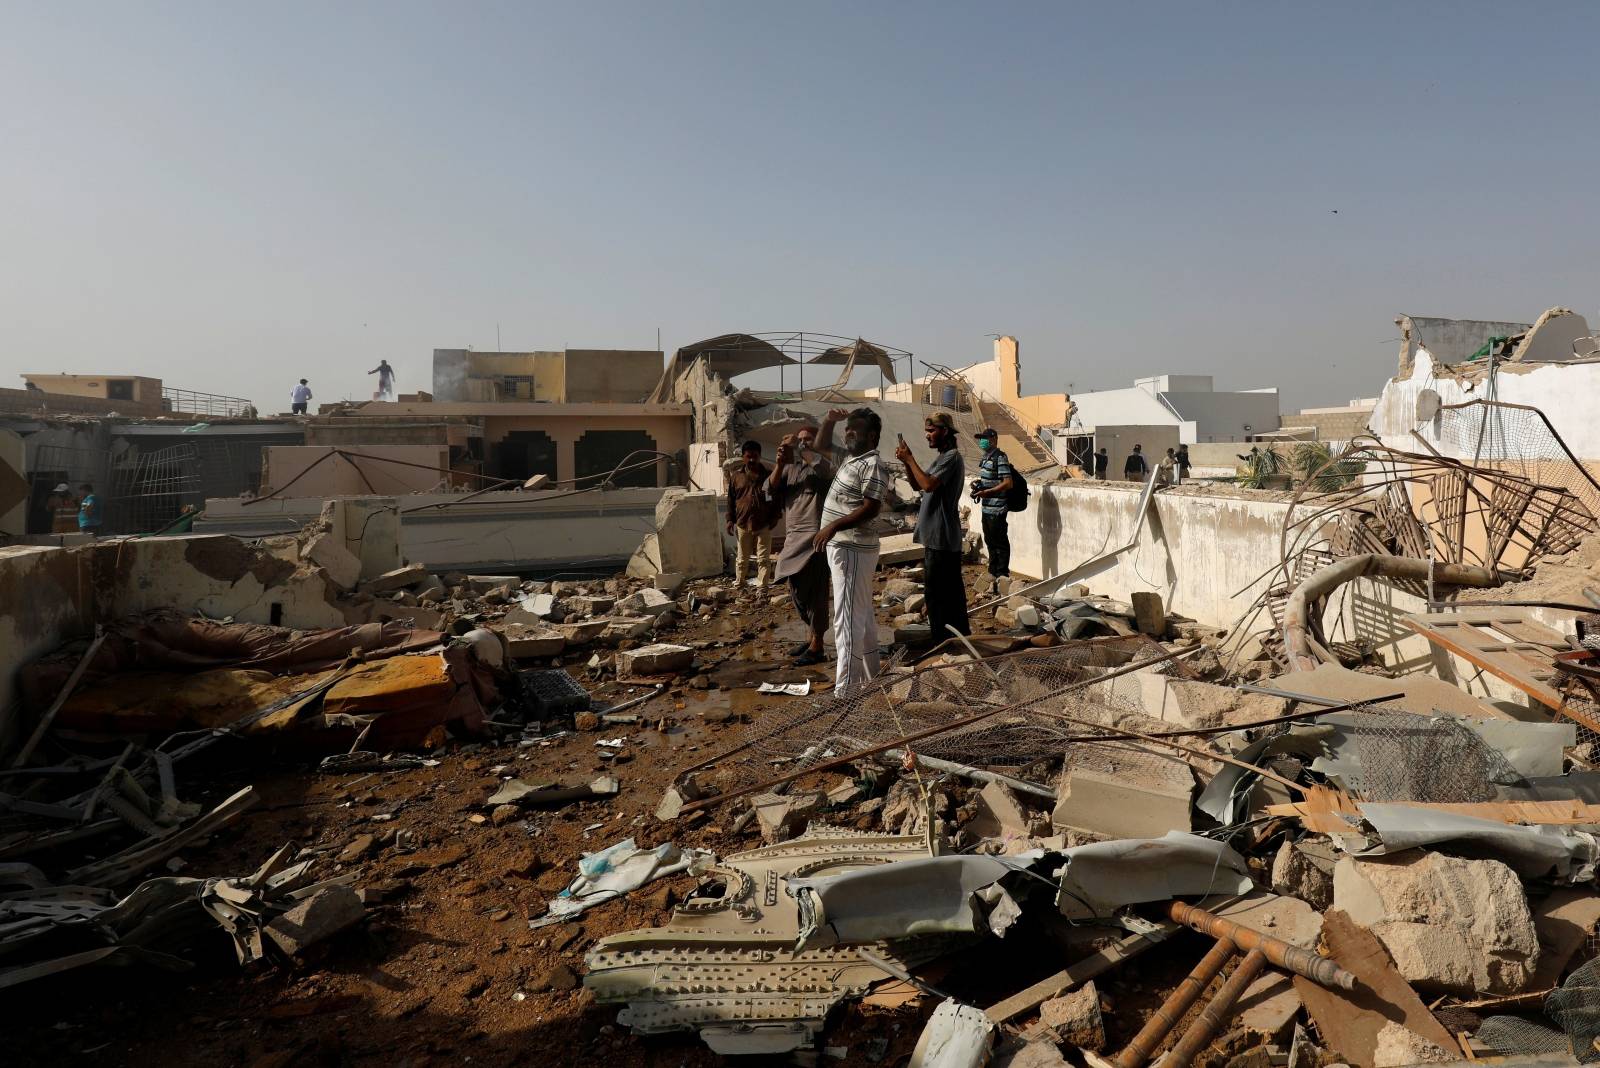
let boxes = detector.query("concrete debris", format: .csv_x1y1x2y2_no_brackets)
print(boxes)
1371,1021,1454,1067
750,790,825,843
1051,751,1194,840
619,587,677,617
615,642,694,676
1271,838,1336,912
626,489,723,580
1038,981,1105,1050
264,885,366,956
1335,852,1539,995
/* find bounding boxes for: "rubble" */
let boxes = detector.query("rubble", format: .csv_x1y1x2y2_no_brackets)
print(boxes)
1334,852,1540,995
615,642,695,676
1038,981,1105,1050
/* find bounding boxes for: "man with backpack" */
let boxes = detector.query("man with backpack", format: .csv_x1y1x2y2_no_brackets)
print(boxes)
971,427,1018,593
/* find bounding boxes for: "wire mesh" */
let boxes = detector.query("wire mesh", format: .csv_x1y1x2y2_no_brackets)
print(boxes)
109,443,201,533
680,636,1199,801
1434,400,1600,521
1337,712,1525,803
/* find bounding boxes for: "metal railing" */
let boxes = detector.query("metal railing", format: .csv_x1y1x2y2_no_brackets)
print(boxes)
162,387,255,418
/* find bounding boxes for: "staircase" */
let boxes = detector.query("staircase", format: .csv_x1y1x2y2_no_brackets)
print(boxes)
975,398,1057,471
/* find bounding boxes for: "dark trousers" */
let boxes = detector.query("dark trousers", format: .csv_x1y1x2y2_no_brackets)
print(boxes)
291,403,307,414
981,511,1011,578
923,548,970,640
788,552,829,641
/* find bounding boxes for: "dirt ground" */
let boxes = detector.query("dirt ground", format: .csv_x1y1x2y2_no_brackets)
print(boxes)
8,562,1092,1067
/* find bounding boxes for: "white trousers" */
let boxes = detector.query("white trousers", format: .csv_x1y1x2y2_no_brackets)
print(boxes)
827,542,880,694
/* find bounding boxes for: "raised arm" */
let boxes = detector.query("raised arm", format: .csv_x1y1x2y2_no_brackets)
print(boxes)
815,408,848,454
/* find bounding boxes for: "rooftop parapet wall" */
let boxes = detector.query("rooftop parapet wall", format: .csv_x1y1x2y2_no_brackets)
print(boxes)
966,480,1293,628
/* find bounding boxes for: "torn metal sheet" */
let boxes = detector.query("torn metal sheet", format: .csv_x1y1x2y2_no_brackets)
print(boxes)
1347,803,1600,881
1054,832,1254,921
788,854,1035,950
1311,712,1573,786
585,828,968,1055
907,999,995,1068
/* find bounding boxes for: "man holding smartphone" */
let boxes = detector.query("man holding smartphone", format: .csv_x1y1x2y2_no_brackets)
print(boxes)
895,413,969,641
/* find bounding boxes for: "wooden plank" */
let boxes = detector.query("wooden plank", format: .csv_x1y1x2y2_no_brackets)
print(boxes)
1403,612,1570,714
1295,910,1456,1066
985,922,1178,1025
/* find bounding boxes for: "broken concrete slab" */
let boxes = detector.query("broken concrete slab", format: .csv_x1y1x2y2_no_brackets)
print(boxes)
556,619,609,645
1270,838,1336,911
569,594,616,616
967,780,1030,847
1530,888,1600,988
503,628,567,659
359,563,427,595
603,616,657,642
1051,752,1193,840
626,489,723,581
1371,1020,1453,1067
1334,852,1539,995
301,526,362,590
1130,590,1165,637
1038,981,1104,1051
653,573,686,596
264,886,365,956
616,643,695,677
905,592,927,615
750,791,825,844
894,622,932,644
464,574,519,594
619,587,677,617
877,533,922,567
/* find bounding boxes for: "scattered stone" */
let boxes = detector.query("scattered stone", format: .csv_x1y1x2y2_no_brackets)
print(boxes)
704,585,732,603
359,563,428,594
883,577,921,602
502,628,567,659
993,1039,1069,1068
491,804,521,826
1131,590,1166,637
464,574,520,594
569,595,616,617
653,573,687,596
616,643,695,676
338,833,377,864
574,711,601,731
1015,604,1042,628
1038,980,1105,1051
529,962,579,993
264,886,365,956
1335,853,1539,995
1271,838,1336,911
893,612,922,628
893,622,932,644
1371,1021,1453,1067
904,592,927,614
619,588,676,617
603,616,657,642
750,791,825,844
994,607,1018,629
556,619,609,645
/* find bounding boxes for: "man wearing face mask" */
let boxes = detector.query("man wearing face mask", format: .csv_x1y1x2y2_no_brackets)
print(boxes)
768,412,840,666
895,412,968,641
971,427,1015,594
813,407,890,693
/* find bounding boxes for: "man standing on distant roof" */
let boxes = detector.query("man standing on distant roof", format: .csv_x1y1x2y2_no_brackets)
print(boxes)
726,440,777,594
769,413,840,666
1093,447,1109,480
971,427,1015,594
1124,443,1149,481
45,483,78,534
897,412,968,641
77,483,101,538
290,379,312,415
369,360,395,401
815,408,890,693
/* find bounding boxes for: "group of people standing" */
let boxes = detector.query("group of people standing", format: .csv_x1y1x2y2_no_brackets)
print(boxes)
725,409,1018,696
42,483,101,536
1090,443,1190,484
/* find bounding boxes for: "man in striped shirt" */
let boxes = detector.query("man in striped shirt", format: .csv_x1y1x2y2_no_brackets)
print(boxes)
813,407,890,694
972,427,1016,594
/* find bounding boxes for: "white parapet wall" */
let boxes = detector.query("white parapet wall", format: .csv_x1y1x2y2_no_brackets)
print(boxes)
967,480,1293,628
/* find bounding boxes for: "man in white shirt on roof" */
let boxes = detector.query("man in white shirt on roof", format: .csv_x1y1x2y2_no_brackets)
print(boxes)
290,379,312,415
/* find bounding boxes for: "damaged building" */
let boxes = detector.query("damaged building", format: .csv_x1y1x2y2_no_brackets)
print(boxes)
10,319,1600,1068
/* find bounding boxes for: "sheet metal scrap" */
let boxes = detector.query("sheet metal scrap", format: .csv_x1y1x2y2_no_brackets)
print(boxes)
0,839,362,990
584,827,969,1056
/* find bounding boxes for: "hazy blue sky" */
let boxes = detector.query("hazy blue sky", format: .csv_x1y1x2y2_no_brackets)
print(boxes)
4,2,1598,413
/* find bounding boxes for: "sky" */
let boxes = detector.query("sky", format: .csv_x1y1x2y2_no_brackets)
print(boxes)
3,2,1599,414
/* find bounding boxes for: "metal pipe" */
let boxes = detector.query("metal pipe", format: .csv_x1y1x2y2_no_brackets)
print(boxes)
1167,901,1355,990
1281,553,1499,672
1113,938,1237,1068
1164,948,1268,1068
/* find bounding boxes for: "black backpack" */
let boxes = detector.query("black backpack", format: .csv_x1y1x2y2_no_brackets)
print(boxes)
1005,471,1029,512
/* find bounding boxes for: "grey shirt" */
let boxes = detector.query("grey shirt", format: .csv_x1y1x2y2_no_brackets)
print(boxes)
913,448,964,552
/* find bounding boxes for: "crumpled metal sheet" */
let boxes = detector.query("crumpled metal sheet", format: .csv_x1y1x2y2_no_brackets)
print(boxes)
1345,803,1600,881
1054,831,1254,920
788,854,1033,950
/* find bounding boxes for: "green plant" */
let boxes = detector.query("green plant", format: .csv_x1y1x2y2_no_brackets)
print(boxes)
1235,446,1283,489
1290,440,1367,491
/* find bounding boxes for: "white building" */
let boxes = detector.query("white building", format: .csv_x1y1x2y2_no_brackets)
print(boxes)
1064,374,1281,444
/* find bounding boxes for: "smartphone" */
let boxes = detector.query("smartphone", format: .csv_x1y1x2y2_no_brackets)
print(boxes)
896,433,906,445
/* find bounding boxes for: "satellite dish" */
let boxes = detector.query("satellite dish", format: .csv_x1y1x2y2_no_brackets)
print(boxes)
1416,389,1442,422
